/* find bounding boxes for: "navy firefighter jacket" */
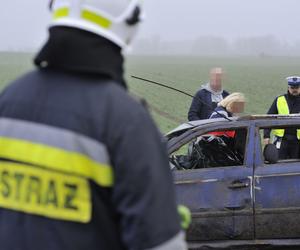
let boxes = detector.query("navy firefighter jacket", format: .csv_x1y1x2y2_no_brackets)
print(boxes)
0,27,181,250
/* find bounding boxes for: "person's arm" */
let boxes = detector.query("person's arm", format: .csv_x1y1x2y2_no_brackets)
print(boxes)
108,102,186,250
223,90,230,97
264,97,278,142
188,90,203,121
209,107,229,119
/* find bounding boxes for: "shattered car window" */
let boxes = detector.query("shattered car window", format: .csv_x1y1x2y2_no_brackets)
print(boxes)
170,128,247,171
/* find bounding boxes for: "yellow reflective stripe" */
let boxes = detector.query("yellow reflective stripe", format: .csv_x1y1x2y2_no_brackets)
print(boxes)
81,9,112,29
0,118,110,166
273,96,289,137
273,96,300,139
0,162,91,223
277,96,289,115
0,137,113,187
52,7,112,29
273,129,284,138
53,7,69,20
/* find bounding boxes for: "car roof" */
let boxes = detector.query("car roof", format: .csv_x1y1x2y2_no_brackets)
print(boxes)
165,118,236,137
165,114,300,138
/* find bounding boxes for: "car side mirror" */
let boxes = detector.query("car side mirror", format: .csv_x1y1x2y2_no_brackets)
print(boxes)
263,144,279,164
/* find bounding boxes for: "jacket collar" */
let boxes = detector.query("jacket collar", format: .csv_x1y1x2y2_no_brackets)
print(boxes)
34,26,126,88
286,91,300,100
201,83,224,95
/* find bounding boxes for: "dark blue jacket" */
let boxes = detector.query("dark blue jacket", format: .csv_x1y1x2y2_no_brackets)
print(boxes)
209,106,232,119
0,27,182,250
188,88,229,121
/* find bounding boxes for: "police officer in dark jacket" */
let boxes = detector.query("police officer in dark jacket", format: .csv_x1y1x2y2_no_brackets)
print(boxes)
264,76,300,159
0,1,186,250
188,67,229,121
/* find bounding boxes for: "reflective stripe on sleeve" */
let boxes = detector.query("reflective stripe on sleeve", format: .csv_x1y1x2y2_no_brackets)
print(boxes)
0,118,113,187
210,110,228,118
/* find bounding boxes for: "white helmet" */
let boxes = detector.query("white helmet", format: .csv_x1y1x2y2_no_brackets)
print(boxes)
49,0,143,48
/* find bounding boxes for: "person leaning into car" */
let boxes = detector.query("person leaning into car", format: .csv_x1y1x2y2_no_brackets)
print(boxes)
209,92,245,120
209,92,245,138
264,76,300,159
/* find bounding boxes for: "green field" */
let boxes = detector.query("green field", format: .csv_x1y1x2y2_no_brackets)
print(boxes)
127,56,300,132
1,52,300,133
0,52,33,90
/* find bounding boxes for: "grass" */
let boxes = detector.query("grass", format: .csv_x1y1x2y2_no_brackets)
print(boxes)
0,52,33,91
1,52,300,133
126,55,300,132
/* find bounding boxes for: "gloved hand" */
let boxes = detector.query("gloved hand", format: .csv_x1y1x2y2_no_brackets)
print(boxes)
177,205,191,230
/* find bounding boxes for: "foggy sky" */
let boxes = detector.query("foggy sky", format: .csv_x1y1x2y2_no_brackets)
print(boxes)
1,0,300,51
143,0,300,43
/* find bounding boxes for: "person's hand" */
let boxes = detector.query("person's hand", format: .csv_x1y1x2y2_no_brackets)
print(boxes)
178,205,191,230
263,138,270,145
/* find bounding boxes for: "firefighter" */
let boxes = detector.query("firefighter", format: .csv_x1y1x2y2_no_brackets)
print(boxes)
264,76,300,159
0,1,187,249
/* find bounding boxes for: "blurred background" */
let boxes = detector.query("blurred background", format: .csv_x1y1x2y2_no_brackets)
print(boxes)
1,0,300,132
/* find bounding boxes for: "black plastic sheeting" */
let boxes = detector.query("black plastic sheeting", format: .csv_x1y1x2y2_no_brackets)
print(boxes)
171,135,243,170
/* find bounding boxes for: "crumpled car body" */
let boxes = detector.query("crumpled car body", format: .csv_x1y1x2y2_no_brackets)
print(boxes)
166,115,300,249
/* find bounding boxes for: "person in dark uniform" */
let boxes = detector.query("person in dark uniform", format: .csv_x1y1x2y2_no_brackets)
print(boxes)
188,67,230,121
264,76,300,159
0,1,187,250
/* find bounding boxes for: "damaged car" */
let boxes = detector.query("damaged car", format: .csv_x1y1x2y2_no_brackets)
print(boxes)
167,115,300,249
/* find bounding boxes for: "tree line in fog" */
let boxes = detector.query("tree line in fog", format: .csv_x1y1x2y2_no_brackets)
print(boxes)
132,35,300,56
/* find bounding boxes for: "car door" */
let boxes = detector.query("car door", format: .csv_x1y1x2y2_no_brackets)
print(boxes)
254,119,300,239
171,123,255,242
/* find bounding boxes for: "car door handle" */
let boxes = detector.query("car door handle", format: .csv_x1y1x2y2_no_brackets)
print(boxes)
228,180,249,189
225,205,246,211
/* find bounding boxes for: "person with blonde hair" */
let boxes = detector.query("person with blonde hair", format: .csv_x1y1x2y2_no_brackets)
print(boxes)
209,92,245,119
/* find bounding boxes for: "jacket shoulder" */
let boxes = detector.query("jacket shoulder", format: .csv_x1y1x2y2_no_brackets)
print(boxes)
223,90,230,96
275,94,286,101
195,88,209,97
